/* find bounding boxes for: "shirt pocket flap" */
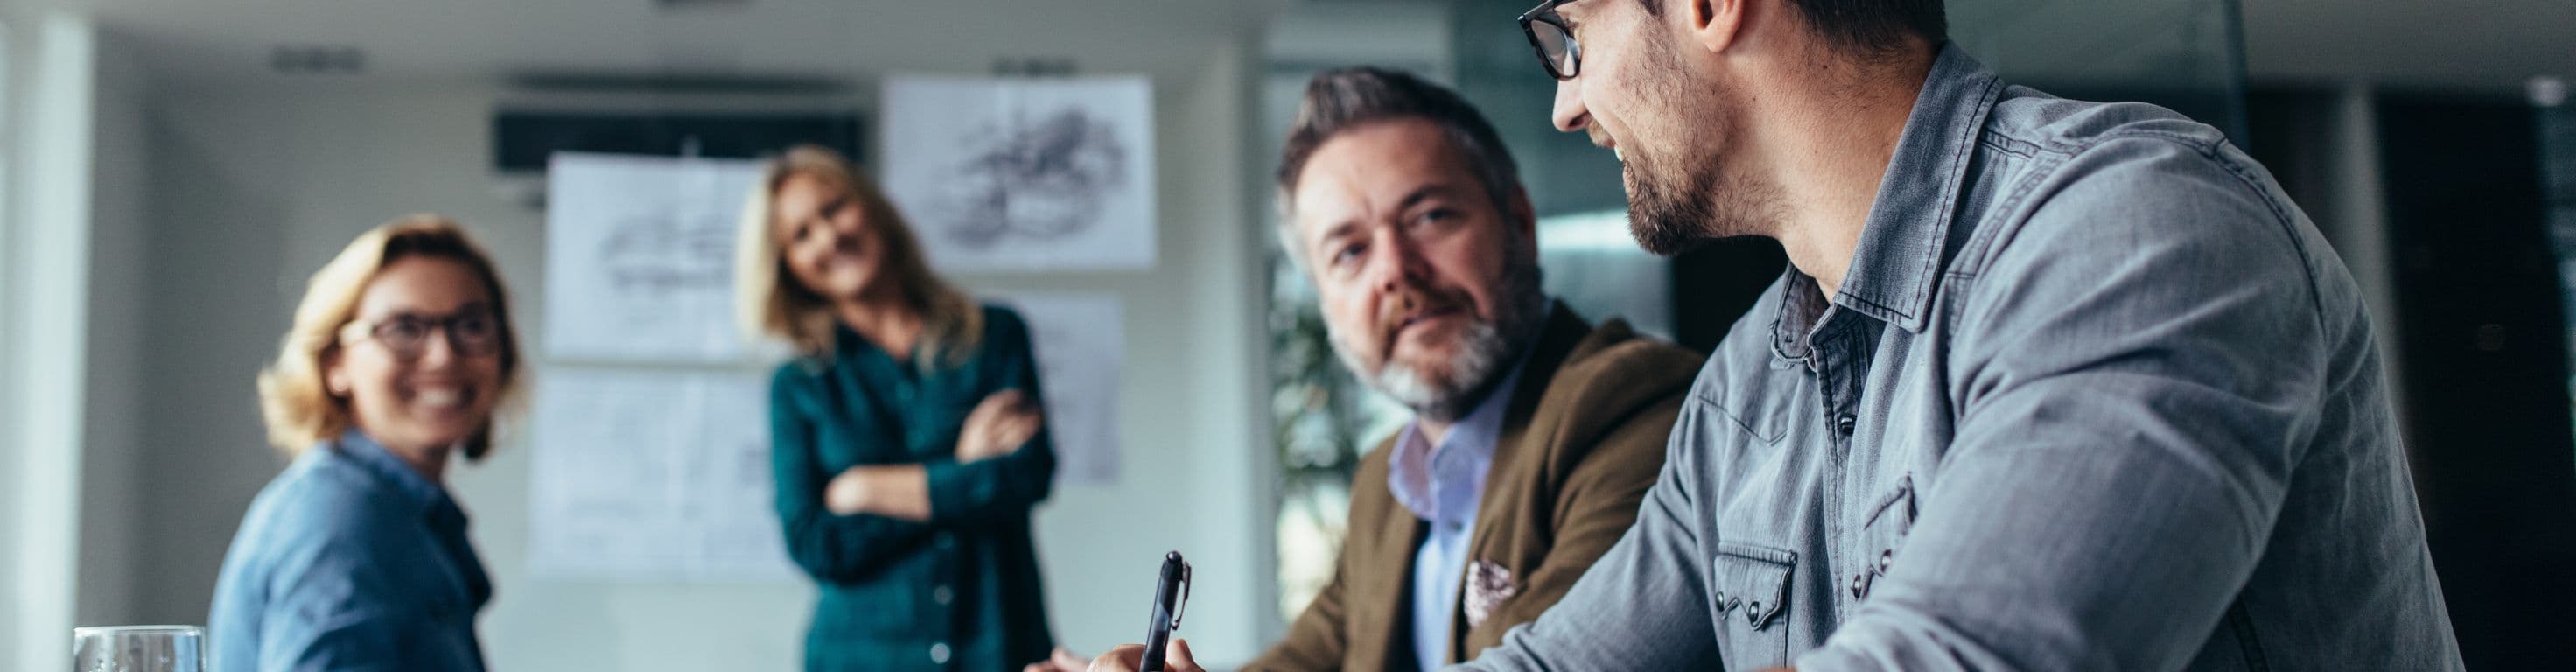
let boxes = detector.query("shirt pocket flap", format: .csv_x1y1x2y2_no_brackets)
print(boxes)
1713,542,1796,632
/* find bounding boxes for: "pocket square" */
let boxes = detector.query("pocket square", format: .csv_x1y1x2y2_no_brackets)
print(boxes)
1463,560,1517,629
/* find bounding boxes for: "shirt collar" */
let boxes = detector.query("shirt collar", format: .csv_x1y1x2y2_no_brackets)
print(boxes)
329,429,468,529
1774,43,2003,359
1387,305,1547,527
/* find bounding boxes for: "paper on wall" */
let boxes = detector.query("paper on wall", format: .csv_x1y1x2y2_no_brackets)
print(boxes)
542,152,765,363
881,75,1157,272
991,292,1124,486
528,368,798,582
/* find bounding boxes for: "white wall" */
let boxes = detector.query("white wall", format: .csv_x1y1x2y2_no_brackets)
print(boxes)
4,12,98,672
74,19,149,630
117,36,1274,672
0,14,23,665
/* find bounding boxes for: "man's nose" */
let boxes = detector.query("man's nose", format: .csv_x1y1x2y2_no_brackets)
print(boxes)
1551,78,1589,133
1366,231,1429,297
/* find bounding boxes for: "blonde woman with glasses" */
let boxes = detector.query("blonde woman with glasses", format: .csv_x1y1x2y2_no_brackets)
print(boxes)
739,145,1058,671
209,215,521,672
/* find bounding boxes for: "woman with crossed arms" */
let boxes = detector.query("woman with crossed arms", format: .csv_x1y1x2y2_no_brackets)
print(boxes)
737,145,1059,671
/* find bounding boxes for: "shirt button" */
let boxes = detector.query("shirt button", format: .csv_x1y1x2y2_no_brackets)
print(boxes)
1879,550,1894,572
934,585,954,605
1835,414,1858,437
929,642,950,664
1852,573,1870,598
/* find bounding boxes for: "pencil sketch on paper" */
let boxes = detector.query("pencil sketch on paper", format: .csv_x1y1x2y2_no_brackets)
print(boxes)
934,107,1130,248
880,75,1158,272
543,152,764,362
989,291,1124,486
598,212,735,293
528,368,798,582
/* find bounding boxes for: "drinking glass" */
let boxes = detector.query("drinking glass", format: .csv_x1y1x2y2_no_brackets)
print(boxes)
72,626,205,672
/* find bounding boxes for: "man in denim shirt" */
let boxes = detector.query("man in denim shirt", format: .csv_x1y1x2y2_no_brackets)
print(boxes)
1457,0,2465,669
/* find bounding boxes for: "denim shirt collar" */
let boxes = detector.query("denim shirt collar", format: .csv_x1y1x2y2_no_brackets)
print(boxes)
1774,43,2004,360
329,429,469,532
1387,305,1547,528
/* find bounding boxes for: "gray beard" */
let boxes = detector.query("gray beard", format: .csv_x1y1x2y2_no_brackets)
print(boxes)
1330,283,1546,424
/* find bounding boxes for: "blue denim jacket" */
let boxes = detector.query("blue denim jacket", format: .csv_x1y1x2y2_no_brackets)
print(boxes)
209,430,491,672
1460,46,2462,671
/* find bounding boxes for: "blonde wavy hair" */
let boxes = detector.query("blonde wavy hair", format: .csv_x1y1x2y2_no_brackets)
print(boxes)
256,214,525,459
734,145,982,368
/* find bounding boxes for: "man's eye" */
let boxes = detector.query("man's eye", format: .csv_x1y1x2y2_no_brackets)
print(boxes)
1331,243,1364,267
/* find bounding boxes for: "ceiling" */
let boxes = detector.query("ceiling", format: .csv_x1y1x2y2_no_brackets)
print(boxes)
14,0,2572,91
19,0,1296,84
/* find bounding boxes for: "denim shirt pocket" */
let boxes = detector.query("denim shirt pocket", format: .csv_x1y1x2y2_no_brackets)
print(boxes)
1712,542,1798,670
1851,474,1918,603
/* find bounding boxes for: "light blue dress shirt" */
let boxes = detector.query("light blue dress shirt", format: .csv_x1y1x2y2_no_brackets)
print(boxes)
209,430,491,672
1390,346,1532,672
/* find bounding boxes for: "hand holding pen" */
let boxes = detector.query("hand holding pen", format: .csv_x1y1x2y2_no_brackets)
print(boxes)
1081,640,1200,672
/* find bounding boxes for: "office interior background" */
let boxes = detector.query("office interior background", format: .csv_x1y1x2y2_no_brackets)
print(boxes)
2,0,2570,668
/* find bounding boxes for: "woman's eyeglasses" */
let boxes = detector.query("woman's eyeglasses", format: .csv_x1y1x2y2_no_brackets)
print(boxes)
340,309,504,360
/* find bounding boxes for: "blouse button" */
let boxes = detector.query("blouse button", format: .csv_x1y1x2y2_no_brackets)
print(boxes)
929,642,951,664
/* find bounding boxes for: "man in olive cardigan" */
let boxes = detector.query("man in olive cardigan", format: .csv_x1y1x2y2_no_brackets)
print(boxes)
1054,67,1701,672
1253,302,1698,672
1244,66,1700,672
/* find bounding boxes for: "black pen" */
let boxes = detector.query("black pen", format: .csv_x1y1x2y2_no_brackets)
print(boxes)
1139,550,1191,672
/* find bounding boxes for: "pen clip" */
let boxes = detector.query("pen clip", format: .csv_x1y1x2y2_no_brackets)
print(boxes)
1170,559,1192,630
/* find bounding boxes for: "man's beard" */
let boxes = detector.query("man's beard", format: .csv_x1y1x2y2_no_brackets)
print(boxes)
1627,154,1782,256
1621,29,1783,256
1328,253,1547,424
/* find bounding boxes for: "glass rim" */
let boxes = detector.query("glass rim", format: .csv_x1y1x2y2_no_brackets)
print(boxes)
74,625,204,636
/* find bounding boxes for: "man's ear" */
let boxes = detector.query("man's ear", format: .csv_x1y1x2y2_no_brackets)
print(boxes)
1688,0,1750,54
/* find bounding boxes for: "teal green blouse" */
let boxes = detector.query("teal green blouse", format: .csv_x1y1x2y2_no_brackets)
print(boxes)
768,304,1055,671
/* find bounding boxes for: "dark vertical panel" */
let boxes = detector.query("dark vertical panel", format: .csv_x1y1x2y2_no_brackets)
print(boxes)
1670,237,1788,354
2376,94,2576,669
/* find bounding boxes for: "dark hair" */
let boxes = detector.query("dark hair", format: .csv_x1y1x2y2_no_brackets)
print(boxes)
1274,67,1523,230
1642,0,1945,57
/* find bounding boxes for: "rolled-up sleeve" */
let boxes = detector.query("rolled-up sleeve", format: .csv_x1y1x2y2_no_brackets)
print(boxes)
1799,139,2322,670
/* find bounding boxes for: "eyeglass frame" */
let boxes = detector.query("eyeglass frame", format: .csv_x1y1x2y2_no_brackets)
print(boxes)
337,308,506,360
1519,0,1584,80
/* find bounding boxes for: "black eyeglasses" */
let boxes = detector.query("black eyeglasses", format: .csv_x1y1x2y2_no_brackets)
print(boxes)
1519,0,1583,80
340,309,504,360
